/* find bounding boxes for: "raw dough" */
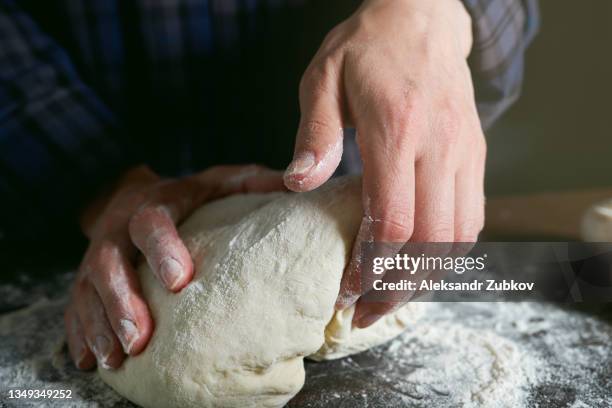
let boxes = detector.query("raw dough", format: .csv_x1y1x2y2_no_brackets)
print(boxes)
99,176,422,408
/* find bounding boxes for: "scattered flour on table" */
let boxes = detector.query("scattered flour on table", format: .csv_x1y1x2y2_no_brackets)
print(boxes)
296,302,611,408
0,296,130,408
309,305,540,408
0,282,610,407
383,321,538,407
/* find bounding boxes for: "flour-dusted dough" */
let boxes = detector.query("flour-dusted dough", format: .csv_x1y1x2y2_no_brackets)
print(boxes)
99,176,422,407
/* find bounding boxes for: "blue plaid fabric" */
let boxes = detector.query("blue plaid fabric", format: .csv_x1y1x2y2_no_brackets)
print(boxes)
464,0,539,128
0,0,538,241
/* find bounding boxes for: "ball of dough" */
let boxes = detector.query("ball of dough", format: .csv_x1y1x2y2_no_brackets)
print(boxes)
99,176,422,407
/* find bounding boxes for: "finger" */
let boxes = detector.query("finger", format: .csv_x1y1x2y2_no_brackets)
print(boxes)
188,165,287,200
87,241,154,356
350,147,457,326
356,134,477,327
74,280,125,369
285,57,344,192
353,265,417,328
453,136,486,244
356,151,481,328
410,156,456,244
238,168,286,192
129,204,193,292
351,241,423,328
336,109,417,310
64,306,96,370
353,301,400,329
131,165,285,293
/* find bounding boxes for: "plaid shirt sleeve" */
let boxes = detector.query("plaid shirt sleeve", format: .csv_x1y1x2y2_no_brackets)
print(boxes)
0,0,133,241
461,0,540,129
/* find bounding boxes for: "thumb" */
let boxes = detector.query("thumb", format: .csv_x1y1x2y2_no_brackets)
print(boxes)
284,62,344,192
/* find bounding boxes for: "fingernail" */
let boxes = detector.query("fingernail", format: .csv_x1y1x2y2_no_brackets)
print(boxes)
92,335,112,369
118,319,139,354
159,258,183,290
354,313,384,329
285,152,315,177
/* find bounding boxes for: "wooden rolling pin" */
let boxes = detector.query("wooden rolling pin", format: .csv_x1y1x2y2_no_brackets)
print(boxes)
484,188,612,240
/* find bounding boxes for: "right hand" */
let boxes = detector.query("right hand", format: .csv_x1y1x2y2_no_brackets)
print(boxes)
65,164,285,370
284,0,484,328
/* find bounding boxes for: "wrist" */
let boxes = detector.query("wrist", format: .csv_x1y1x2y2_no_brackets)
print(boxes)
410,0,473,59
448,0,473,58
360,0,473,59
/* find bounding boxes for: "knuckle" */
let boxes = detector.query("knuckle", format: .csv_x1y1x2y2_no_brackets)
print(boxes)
322,23,344,45
435,102,464,153
299,70,316,97
384,93,417,134
370,212,415,242
439,104,463,134
130,205,164,229
299,117,336,137
124,190,149,208
300,58,336,99
129,206,149,228
95,241,120,267
439,124,461,153
82,242,121,283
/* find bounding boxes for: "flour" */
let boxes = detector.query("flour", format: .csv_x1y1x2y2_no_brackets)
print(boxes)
291,301,612,408
1,292,611,407
300,302,540,408
1,266,611,407
0,295,130,408
386,322,537,406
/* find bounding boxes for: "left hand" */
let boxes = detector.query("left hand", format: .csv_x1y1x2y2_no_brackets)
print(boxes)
65,164,285,370
284,0,486,327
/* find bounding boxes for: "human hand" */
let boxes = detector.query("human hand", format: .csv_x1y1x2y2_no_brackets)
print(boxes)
284,0,485,327
65,164,284,369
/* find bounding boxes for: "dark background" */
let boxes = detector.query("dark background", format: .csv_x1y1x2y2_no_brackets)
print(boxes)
486,2,612,195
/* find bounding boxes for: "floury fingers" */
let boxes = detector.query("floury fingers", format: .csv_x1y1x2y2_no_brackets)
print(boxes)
372,279,535,292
